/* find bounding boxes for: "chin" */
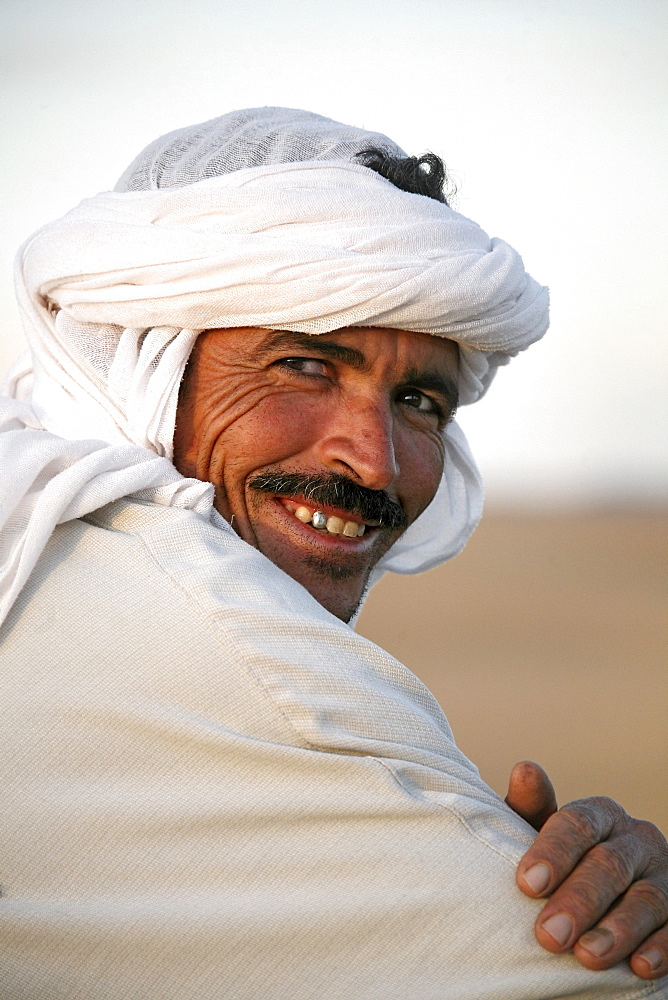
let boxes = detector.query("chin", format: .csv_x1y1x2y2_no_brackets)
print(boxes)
246,497,393,621
275,550,370,623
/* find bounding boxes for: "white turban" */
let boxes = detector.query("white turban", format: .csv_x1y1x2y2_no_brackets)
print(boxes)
0,108,549,626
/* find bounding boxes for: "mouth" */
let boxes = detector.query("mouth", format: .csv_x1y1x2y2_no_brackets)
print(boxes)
275,497,379,542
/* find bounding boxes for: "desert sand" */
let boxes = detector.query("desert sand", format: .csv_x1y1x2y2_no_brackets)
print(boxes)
357,510,668,833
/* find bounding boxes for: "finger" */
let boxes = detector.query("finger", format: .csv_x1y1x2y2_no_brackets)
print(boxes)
505,760,558,833
534,836,654,955
573,881,668,972
631,924,668,980
517,796,621,898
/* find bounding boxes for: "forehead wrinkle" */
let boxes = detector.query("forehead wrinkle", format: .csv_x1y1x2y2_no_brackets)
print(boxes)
253,330,370,371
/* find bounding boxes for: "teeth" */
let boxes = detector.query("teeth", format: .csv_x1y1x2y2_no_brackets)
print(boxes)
286,503,365,538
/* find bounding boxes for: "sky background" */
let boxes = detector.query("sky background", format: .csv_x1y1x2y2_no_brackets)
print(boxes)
1,0,666,507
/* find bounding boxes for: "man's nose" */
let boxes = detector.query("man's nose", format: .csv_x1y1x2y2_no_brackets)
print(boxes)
313,397,399,491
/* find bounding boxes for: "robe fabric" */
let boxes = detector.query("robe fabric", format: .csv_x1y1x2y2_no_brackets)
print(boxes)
0,497,663,1000
4,109,661,998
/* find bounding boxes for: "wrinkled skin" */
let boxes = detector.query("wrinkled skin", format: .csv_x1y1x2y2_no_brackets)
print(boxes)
174,326,458,622
174,325,668,980
507,762,668,980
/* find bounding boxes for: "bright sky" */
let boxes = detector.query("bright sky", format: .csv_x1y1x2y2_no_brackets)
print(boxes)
2,0,666,505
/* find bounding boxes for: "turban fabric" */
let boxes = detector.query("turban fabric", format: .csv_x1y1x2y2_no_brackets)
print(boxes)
0,108,549,626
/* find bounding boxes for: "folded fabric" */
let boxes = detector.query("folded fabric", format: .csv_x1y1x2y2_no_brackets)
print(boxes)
0,110,549,627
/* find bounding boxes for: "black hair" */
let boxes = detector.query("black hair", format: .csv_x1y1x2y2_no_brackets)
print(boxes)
355,148,453,205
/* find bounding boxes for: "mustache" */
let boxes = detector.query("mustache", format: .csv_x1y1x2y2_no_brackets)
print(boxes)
248,471,408,530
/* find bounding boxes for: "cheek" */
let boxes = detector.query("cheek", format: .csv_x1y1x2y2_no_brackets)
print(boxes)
396,432,446,520
213,390,329,471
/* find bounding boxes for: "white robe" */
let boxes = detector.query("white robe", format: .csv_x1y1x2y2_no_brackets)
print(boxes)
0,498,661,1000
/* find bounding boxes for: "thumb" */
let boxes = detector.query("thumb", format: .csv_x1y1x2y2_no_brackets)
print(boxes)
505,760,558,831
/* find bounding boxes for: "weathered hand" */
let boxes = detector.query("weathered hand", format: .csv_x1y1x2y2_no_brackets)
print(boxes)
506,761,668,980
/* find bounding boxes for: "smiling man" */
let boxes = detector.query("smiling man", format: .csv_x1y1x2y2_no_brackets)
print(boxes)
173,326,459,622
0,108,666,1000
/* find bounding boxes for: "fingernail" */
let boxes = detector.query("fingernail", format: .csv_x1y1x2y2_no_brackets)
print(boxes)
637,948,663,972
542,913,574,947
578,926,615,957
523,863,551,894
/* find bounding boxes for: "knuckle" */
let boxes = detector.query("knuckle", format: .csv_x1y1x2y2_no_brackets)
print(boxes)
626,881,668,924
633,819,668,859
553,875,610,916
567,796,618,814
549,806,598,844
586,841,636,888
558,797,619,841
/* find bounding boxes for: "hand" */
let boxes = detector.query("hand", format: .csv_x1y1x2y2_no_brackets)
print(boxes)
506,761,668,980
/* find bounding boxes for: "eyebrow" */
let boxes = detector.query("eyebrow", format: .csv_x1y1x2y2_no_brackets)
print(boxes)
257,330,459,413
255,331,369,370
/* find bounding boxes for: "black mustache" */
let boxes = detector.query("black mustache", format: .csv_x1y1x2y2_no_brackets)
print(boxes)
248,471,408,530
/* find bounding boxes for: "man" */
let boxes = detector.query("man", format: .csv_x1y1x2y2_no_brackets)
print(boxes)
0,108,666,998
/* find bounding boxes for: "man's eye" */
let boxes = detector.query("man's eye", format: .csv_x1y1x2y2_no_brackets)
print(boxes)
276,357,329,377
397,389,441,416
